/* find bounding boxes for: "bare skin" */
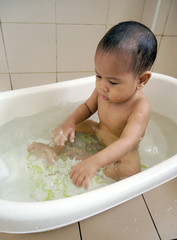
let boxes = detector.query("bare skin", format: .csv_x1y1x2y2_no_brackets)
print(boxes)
27,139,93,163
27,142,64,165
28,50,151,188
51,50,151,189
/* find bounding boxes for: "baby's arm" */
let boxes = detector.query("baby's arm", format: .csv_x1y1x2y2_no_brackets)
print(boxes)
70,99,150,188
52,89,98,146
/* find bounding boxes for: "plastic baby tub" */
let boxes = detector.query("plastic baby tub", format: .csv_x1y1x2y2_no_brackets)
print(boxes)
0,72,177,233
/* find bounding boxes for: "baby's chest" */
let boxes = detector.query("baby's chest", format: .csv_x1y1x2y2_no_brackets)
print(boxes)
97,103,130,131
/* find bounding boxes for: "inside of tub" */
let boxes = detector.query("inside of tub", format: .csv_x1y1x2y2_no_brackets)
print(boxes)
0,101,177,202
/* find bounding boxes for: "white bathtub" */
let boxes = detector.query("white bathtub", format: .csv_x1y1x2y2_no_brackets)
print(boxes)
0,72,177,234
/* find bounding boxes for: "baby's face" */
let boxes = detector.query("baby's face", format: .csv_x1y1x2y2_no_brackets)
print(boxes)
95,50,139,103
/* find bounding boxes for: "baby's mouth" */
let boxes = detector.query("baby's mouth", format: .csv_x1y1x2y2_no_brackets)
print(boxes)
102,95,109,101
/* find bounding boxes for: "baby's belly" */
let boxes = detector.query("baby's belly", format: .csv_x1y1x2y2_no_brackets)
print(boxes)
98,122,122,138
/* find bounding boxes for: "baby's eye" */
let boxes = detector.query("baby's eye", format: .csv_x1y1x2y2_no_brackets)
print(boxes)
109,81,118,85
96,75,102,79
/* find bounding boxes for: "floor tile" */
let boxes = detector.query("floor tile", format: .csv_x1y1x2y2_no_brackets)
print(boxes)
0,223,80,240
143,178,177,240
80,195,160,240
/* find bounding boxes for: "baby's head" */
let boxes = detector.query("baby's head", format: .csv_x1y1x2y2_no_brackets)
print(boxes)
96,21,157,77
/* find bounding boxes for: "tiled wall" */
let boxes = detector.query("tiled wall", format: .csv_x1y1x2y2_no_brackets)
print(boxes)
0,0,176,91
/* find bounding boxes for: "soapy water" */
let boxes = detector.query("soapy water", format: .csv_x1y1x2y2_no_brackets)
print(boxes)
0,103,114,202
0,102,177,202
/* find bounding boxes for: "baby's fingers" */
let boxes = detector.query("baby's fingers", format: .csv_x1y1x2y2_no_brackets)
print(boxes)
69,128,75,143
70,167,83,187
52,128,67,146
83,177,91,189
70,166,90,189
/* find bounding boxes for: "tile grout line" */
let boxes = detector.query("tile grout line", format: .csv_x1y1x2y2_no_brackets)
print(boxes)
0,18,13,90
105,0,110,33
142,194,162,240
55,0,58,83
78,222,83,240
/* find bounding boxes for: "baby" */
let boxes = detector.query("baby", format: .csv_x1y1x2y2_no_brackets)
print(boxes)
28,21,157,189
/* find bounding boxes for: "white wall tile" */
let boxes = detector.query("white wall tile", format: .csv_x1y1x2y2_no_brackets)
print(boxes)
164,0,177,35
58,72,94,82
0,74,11,91
57,25,105,72
56,0,108,24
2,23,56,73
0,30,8,73
153,36,177,78
0,0,55,23
11,73,56,89
107,0,144,25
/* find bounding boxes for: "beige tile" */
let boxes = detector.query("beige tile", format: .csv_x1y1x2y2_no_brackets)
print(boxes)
2,23,56,73
107,0,144,25
58,72,94,82
11,73,56,89
0,30,8,73
57,25,105,72
143,178,177,240
141,0,158,29
80,195,159,240
0,223,80,240
154,0,172,35
153,36,177,78
56,0,108,24
164,0,177,35
0,74,11,91
0,0,55,23
156,35,162,50
141,0,171,35
151,35,162,72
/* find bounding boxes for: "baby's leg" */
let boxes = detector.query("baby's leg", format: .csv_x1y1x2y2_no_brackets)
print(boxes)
94,129,141,180
65,147,92,160
95,129,118,146
75,120,99,135
27,142,64,165
103,150,141,181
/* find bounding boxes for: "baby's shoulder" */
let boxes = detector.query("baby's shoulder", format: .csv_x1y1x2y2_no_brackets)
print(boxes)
133,91,150,114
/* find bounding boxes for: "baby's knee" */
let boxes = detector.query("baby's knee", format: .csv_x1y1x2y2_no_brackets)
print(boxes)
118,161,141,179
104,160,141,181
95,129,118,146
76,120,98,134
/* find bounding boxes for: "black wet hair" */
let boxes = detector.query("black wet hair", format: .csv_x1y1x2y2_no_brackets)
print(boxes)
96,21,157,76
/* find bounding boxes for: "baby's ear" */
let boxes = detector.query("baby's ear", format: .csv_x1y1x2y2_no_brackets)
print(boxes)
137,71,151,90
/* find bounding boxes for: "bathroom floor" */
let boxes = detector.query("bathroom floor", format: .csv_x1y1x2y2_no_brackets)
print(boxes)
0,178,176,240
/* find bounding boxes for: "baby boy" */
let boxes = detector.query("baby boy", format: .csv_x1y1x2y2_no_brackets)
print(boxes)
28,21,157,189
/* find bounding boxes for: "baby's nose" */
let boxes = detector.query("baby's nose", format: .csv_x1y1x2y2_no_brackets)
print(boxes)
100,82,109,92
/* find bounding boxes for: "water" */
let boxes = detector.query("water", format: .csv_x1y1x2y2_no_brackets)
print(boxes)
0,103,177,202
0,103,114,202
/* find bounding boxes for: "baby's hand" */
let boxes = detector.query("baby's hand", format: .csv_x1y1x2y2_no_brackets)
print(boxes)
70,157,99,189
52,117,75,146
